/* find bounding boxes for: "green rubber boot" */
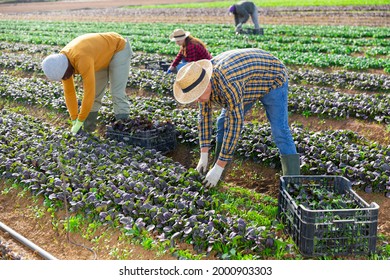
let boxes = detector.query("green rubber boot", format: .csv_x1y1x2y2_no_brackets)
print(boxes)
280,154,301,175
83,111,98,133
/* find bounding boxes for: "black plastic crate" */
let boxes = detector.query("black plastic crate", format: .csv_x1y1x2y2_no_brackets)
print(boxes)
277,175,379,257
239,28,264,35
106,125,177,154
144,61,170,71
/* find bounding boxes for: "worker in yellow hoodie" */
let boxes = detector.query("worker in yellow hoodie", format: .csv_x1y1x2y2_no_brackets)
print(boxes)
41,32,133,135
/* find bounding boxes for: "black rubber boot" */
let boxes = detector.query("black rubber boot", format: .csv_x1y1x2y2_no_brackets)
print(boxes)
83,111,98,133
280,154,301,175
115,114,129,120
254,28,264,35
213,142,223,166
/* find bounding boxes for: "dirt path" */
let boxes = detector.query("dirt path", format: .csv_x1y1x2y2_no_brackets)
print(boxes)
1,1,389,26
0,0,211,13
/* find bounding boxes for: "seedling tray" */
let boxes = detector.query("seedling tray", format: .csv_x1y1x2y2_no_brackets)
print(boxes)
278,175,379,257
106,125,177,154
144,60,170,71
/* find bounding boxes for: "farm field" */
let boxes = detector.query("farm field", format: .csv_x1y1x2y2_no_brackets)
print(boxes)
0,0,390,262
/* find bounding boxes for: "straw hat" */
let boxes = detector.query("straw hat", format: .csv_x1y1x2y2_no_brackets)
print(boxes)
173,60,213,104
169,29,190,42
41,53,68,81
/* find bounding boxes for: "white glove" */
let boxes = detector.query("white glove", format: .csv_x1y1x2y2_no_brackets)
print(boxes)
203,164,224,188
196,152,208,174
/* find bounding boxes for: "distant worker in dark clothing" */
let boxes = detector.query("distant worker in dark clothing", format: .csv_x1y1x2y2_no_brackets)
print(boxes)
229,1,262,35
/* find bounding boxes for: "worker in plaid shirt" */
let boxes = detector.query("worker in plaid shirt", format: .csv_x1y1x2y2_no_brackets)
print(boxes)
173,48,300,187
167,29,212,74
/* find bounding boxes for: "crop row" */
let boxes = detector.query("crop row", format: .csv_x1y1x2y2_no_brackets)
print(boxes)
99,71,390,126
3,20,389,41
3,40,389,93
1,42,389,93
0,42,169,73
289,68,390,92
2,39,389,91
0,109,283,259
288,85,390,124
0,20,389,72
1,72,389,195
124,68,390,124
2,43,390,124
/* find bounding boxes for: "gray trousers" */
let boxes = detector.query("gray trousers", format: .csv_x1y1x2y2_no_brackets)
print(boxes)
236,9,261,31
92,39,133,116
250,9,260,30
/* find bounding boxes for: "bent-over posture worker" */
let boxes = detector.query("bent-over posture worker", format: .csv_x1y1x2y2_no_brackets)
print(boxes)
229,1,262,35
167,28,212,74
42,32,133,135
173,48,300,187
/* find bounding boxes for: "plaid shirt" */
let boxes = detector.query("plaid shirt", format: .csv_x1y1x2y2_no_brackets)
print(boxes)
172,40,212,67
199,48,288,162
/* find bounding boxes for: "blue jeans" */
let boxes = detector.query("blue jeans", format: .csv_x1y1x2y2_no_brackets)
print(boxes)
176,59,187,71
216,81,297,155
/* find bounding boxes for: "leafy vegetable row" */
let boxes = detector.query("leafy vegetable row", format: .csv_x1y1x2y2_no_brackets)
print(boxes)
0,20,389,71
2,43,388,93
1,69,388,136
289,68,390,92
2,49,390,125
289,85,390,124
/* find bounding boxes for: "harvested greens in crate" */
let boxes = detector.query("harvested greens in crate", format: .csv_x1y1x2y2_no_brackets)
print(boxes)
106,116,177,154
278,175,379,257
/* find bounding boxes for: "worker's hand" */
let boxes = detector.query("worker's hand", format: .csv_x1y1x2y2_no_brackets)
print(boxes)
203,164,224,188
71,119,83,135
71,120,76,126
167,66,174,74
235,25,243,35
196,152,209,174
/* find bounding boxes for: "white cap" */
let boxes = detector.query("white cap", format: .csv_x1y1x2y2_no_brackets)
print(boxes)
41,54,68,81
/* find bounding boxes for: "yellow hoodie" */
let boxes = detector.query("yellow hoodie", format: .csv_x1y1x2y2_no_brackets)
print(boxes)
60,32,126,121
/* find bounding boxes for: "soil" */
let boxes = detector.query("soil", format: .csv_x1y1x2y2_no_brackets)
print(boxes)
1,0,389,26
0,0,389,260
